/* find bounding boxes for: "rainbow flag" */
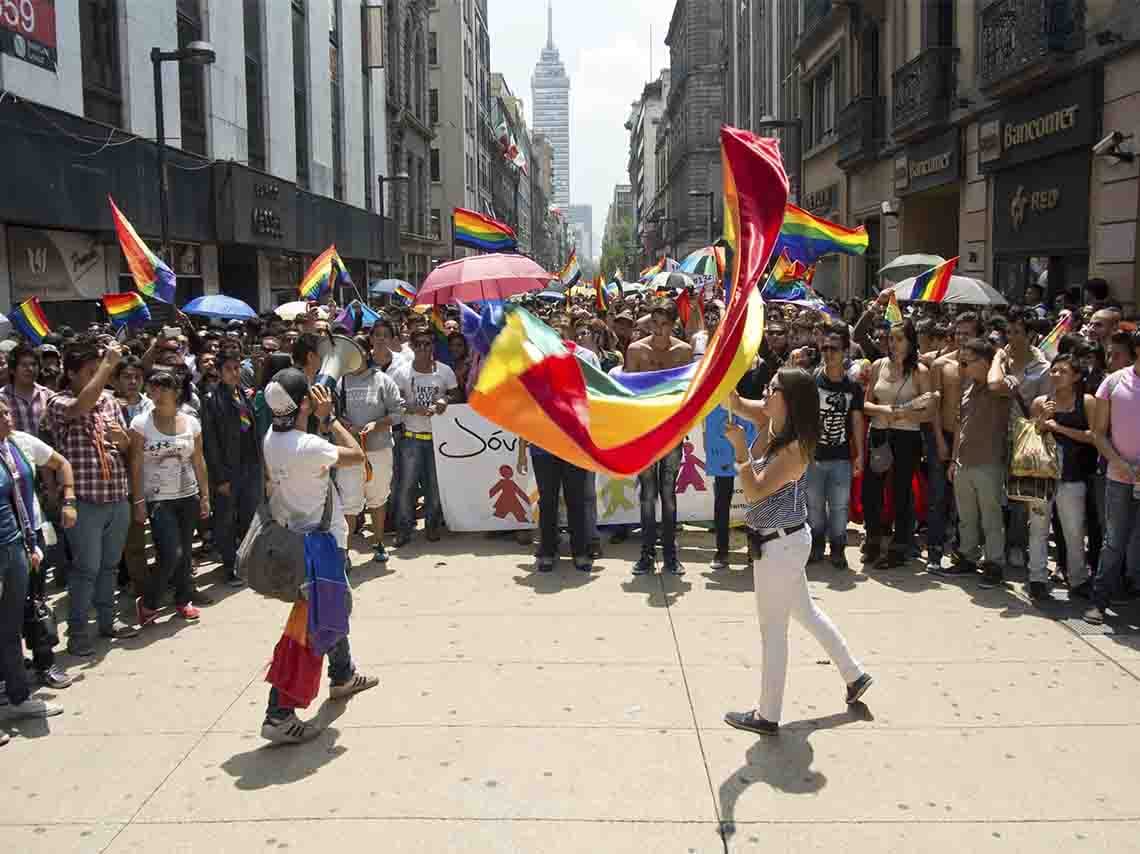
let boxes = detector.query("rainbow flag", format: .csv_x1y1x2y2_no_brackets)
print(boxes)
469,125,785,476
556,250,581,287
773,203,869,265
907,257,959,302
1039,312,1074,361
102,292,151,328
109,196,177,303
885,291,903,324
430,306,453,366
761,252,817,303
593,275,609,312
9,297,51,345
453,207,518,252
394,282,417,303
299,246,348,300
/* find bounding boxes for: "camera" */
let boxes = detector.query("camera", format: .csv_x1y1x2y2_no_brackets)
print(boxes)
1092,130,1125,157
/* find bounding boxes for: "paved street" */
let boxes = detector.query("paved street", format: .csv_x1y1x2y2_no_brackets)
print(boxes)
5,529,1140,854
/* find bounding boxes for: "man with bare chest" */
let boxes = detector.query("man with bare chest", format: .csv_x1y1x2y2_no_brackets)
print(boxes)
626,299,692,575
926,311,981,568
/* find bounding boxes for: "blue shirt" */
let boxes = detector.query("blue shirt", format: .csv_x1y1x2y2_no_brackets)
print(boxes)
0,463,23,546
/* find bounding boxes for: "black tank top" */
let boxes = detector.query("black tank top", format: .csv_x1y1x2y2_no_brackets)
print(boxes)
1054,392,1096,482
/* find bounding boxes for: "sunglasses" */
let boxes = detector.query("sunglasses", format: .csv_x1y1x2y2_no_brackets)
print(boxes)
820,344,840,352
768,329,787,336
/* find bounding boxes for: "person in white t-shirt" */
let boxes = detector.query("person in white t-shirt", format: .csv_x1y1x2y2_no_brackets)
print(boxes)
259,368,379,744
389,327,458,547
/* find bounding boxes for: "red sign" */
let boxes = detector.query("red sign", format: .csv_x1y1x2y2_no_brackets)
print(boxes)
0,0,57,71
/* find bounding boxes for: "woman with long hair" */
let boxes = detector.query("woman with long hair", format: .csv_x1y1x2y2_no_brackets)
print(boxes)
861,319,934,568
722,368,872,736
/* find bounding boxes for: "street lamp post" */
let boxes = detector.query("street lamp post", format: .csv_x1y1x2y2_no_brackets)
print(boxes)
377,171,410,281
754,117,803,203
689,190,715,246
151,41,215,275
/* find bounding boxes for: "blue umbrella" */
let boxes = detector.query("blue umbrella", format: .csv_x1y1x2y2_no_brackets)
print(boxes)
534,291,567,302
369,278,413,296
182,295,257,320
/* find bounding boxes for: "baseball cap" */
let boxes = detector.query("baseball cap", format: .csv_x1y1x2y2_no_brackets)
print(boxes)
264,367,311,428
614,310,635,323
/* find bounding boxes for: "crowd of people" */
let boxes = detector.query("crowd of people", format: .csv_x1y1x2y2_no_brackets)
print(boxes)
1,272,1138,743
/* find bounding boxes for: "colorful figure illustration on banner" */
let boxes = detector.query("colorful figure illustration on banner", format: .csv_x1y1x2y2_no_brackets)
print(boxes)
675,439,707,494
599,477,637,517
489,465,530,523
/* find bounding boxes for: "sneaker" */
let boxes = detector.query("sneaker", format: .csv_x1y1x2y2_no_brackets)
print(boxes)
36,666,72,690
4,698,63,720
534,556,554,573
931,559,973,578
66,638,94,657
190,590,215,606
372,543,389,563
723,709,778,736
573,557,593,573
1028,581,1051,602
710,553,729,571
588,539,603,559
136,597,159,628
846,673,874,704
98,620,139,640
609,528,629,545
663,556,685,576
1083,605,1107,625
632,553,656,575
926,549,943,571
260,712,319,745
0,731,8,745
329,673,379,700
175,603,201,621
393,532,412,548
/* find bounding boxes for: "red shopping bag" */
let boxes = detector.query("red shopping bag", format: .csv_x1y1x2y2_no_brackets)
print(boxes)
265,600,322,709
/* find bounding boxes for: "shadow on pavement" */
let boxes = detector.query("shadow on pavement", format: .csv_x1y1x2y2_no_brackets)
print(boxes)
717,703,873,841
221,699,350,791
512,564,598,594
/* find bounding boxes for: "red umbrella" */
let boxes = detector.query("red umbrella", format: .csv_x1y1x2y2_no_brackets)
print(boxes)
415,253,555,305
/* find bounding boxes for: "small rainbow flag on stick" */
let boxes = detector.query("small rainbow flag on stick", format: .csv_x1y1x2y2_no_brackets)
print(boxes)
109,196,177,303
453,207,518,252
885,291,904,324
1039,312,1074,361
394,282,417,303
299,246,348,300
9,297,51,345
102,292,151,329
907,257,959,302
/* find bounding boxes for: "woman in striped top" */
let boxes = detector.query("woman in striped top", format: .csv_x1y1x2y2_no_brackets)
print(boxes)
722,367,873,736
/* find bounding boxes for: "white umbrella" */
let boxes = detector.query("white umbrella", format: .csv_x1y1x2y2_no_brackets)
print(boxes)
275,300,331,321
879,254,947,281
889,274,1008,306
645,271,694,293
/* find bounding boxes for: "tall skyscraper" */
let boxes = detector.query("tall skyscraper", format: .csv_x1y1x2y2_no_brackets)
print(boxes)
531,1,570,207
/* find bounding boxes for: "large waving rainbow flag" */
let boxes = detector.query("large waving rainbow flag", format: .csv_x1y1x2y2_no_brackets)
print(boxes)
469,126,785,475
9,298,51,345
109,196,177,303
299,246,349,300
557,250,581,287
453,207,518,252
907,256,958,302
773,203,869,265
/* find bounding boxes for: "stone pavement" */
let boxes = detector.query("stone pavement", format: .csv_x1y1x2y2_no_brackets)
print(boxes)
4,529,1140,853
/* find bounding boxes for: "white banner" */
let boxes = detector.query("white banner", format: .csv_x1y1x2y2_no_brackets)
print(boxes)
432,406,747,532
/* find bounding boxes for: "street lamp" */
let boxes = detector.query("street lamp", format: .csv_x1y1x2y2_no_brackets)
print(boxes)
151,41,216,273
689,190,716,246
377,171,410,280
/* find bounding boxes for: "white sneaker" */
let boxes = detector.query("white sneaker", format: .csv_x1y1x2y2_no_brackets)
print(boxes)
710,555,729,570
5,698,63,719
329,673,380,700
260,712,319,745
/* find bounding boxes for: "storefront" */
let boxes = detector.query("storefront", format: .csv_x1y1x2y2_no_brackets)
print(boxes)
980,72,1099,303
896,127,962,265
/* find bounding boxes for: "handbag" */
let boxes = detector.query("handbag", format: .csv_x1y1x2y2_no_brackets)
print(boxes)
1008,398,1060,481
237,480,334,602
23,597,59,649
869,437,894,474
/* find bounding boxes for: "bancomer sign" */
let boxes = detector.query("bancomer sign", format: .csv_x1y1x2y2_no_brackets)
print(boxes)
980,73,1097,171
1003,105,1079,150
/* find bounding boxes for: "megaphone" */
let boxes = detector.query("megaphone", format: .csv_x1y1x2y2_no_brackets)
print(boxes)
314,334,366,392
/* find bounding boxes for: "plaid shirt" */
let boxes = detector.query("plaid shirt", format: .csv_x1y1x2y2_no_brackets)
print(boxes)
0,383,52,437
45,390,129,505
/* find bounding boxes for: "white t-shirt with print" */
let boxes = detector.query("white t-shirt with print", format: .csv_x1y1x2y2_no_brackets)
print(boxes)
263,428,349,549
390,361,458,434
9,430,53,528
130,411,201,502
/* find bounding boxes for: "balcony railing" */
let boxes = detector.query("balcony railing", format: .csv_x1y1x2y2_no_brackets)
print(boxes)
836,96,884,170
978,0,1085,91
892,47,958,138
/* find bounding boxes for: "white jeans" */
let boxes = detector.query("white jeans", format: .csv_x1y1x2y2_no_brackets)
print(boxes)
752,526,863,723
1027,481,1088,586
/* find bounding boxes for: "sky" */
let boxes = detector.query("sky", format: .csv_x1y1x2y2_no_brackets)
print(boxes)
488,0,674,261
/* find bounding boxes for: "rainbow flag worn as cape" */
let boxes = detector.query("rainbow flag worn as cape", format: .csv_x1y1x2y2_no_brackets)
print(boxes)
109,196,177,303
453,207,518,252
885,291,904,324
9,297,51,345
1039,312,1074,361
773,203,869,265
299,246,348,300
469,126,786,476
102,292,151,328
557,250,581,287
908,257,958,302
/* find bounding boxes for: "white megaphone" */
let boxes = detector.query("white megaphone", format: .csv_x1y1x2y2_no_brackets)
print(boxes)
315,333,366,393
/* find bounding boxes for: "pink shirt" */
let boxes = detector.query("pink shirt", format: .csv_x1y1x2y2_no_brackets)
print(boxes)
1097,366,1140,483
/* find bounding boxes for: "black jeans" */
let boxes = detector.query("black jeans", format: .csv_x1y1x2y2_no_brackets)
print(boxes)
531,453,589,560
26,532,54,672
0,542,31,706
714,475,735,556
638,445,683,558
862,429,923,554
145,496,199,609
213,460,262,569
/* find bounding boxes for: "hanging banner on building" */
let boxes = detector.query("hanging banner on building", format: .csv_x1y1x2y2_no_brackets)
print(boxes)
432,405,747,532
0,1,57,71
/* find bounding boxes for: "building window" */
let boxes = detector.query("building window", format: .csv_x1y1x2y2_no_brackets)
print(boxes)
416,157,426,233
465,96,473,136
429,88,439,124
330,0,344,200
387,0,399,98
414,29,425,120
80,0,122,127
428,30,437,65
805,60,836,148
466,154,474,190
430,208,441,239
430,148,440,182
244,0,266,170
292,0,310,188
177,0,207,155
403,16,412,108
405,153,415,231
464,42,472,80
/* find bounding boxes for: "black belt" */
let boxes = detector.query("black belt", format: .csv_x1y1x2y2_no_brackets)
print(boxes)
750,522,806,546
